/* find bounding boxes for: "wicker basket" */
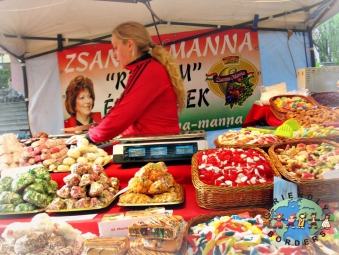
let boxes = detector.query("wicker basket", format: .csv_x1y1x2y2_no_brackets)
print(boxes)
269,94,320,121
191,147,281,210
182,208,269,255
310,91,339,109
268,138,339,201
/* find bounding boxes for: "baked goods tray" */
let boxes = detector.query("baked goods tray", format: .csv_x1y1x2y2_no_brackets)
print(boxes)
0,207,45,216
117,200,183,207
45,197,117,213
117,184,184,207
50,155,113,173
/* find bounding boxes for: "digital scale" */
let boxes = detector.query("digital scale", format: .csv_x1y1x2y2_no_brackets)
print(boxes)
112,130,208,164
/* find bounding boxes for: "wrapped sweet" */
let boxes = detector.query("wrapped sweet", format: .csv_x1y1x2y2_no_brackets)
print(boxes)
46,235,66,250
11,172,35,192
74,197,91,209
46,198,66,211
0,204,15,212
0,176,13,193
109,177,119,190
100,190,114,202
23,190,48,208
56,185,71,199
64,198,77,209
48,180,59,192
98,172,109,183
23,182,45,195
79,173,98,187
90,197,103,208
14,203,37,212
70,162,91,175
91,164,104,175
14,232,48,254
63,173,81,186
0,191,23,205
70,186,87,199
88,182,104,197
28,166,51,181
35,179,49,193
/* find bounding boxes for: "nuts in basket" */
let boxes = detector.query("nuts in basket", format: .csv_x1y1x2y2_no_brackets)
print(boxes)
286,108,339,127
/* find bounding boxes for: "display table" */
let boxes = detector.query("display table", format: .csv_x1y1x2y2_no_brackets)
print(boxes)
242,104,284,127
0,162,232,236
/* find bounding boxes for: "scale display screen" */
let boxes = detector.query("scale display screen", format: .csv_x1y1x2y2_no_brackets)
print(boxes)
123,142,198,162
128,148,146,157
150,147,168,156
175,145,194,155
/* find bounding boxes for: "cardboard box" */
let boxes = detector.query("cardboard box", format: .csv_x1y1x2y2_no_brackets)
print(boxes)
98,209,173,237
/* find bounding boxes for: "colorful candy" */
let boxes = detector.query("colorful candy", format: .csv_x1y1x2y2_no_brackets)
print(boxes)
187,213,310,255
197,148,274,186
275,142,339,179
293,124,339,138
273,96,314,111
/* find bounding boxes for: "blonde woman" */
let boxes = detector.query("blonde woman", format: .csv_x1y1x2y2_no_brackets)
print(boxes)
85,21,186,143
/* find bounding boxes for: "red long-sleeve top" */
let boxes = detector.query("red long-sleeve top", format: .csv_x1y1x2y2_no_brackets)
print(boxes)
87,54,180,143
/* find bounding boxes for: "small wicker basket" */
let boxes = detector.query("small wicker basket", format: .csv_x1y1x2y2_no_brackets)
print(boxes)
269,94,320,121
268,138,339,201
182,208,269,255
191,147,281,210
214,133,287,150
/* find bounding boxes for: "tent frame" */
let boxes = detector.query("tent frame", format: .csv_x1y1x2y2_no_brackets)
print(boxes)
0,0,336,137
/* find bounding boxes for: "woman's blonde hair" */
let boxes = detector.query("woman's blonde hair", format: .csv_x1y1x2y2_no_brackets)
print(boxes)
112,21,186,113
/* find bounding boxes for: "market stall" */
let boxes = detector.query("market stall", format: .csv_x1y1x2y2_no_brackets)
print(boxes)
1,1,339,254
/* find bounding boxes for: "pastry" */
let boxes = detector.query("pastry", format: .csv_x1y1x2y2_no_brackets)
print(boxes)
128,215,186,240
83,237,130,255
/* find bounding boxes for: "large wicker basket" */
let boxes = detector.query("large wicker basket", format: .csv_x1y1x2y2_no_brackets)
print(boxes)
268,138,339,201
182,208,268,255
191,147,281,210
310,91,339,109
269,94,320,121
184,208,318,255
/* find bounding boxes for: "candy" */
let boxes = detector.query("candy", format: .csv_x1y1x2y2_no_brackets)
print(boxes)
187,213,310,255
198,148,274,186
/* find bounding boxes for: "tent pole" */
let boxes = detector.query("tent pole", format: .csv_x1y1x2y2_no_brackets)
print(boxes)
307,27,316,67
20,59,32,137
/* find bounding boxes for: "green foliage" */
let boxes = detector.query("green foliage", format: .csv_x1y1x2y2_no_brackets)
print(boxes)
312,13,339,65
0,65,11,89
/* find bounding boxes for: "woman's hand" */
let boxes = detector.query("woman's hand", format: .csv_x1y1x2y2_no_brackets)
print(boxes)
65,134,86,145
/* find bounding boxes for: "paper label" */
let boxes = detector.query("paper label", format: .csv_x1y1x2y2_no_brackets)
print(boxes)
322,169,339,180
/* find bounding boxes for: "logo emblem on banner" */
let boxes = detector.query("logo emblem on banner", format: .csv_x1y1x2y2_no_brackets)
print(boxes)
205,55,259,109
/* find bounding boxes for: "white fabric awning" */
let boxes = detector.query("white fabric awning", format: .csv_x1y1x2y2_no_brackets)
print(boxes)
0,0,338,58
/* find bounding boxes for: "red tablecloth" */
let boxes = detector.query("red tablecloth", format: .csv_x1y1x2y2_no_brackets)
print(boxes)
242,104,284,127
0,162,226,236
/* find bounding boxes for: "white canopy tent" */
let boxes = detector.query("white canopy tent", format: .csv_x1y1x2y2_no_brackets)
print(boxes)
0,0,338,135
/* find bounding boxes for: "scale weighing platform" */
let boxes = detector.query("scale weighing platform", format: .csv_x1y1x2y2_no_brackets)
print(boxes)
112,130,208,164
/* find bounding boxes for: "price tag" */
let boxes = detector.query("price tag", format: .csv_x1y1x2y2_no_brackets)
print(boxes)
322,169,339,180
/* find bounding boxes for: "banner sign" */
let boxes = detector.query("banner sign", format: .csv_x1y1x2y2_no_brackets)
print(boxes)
57,28,262,132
